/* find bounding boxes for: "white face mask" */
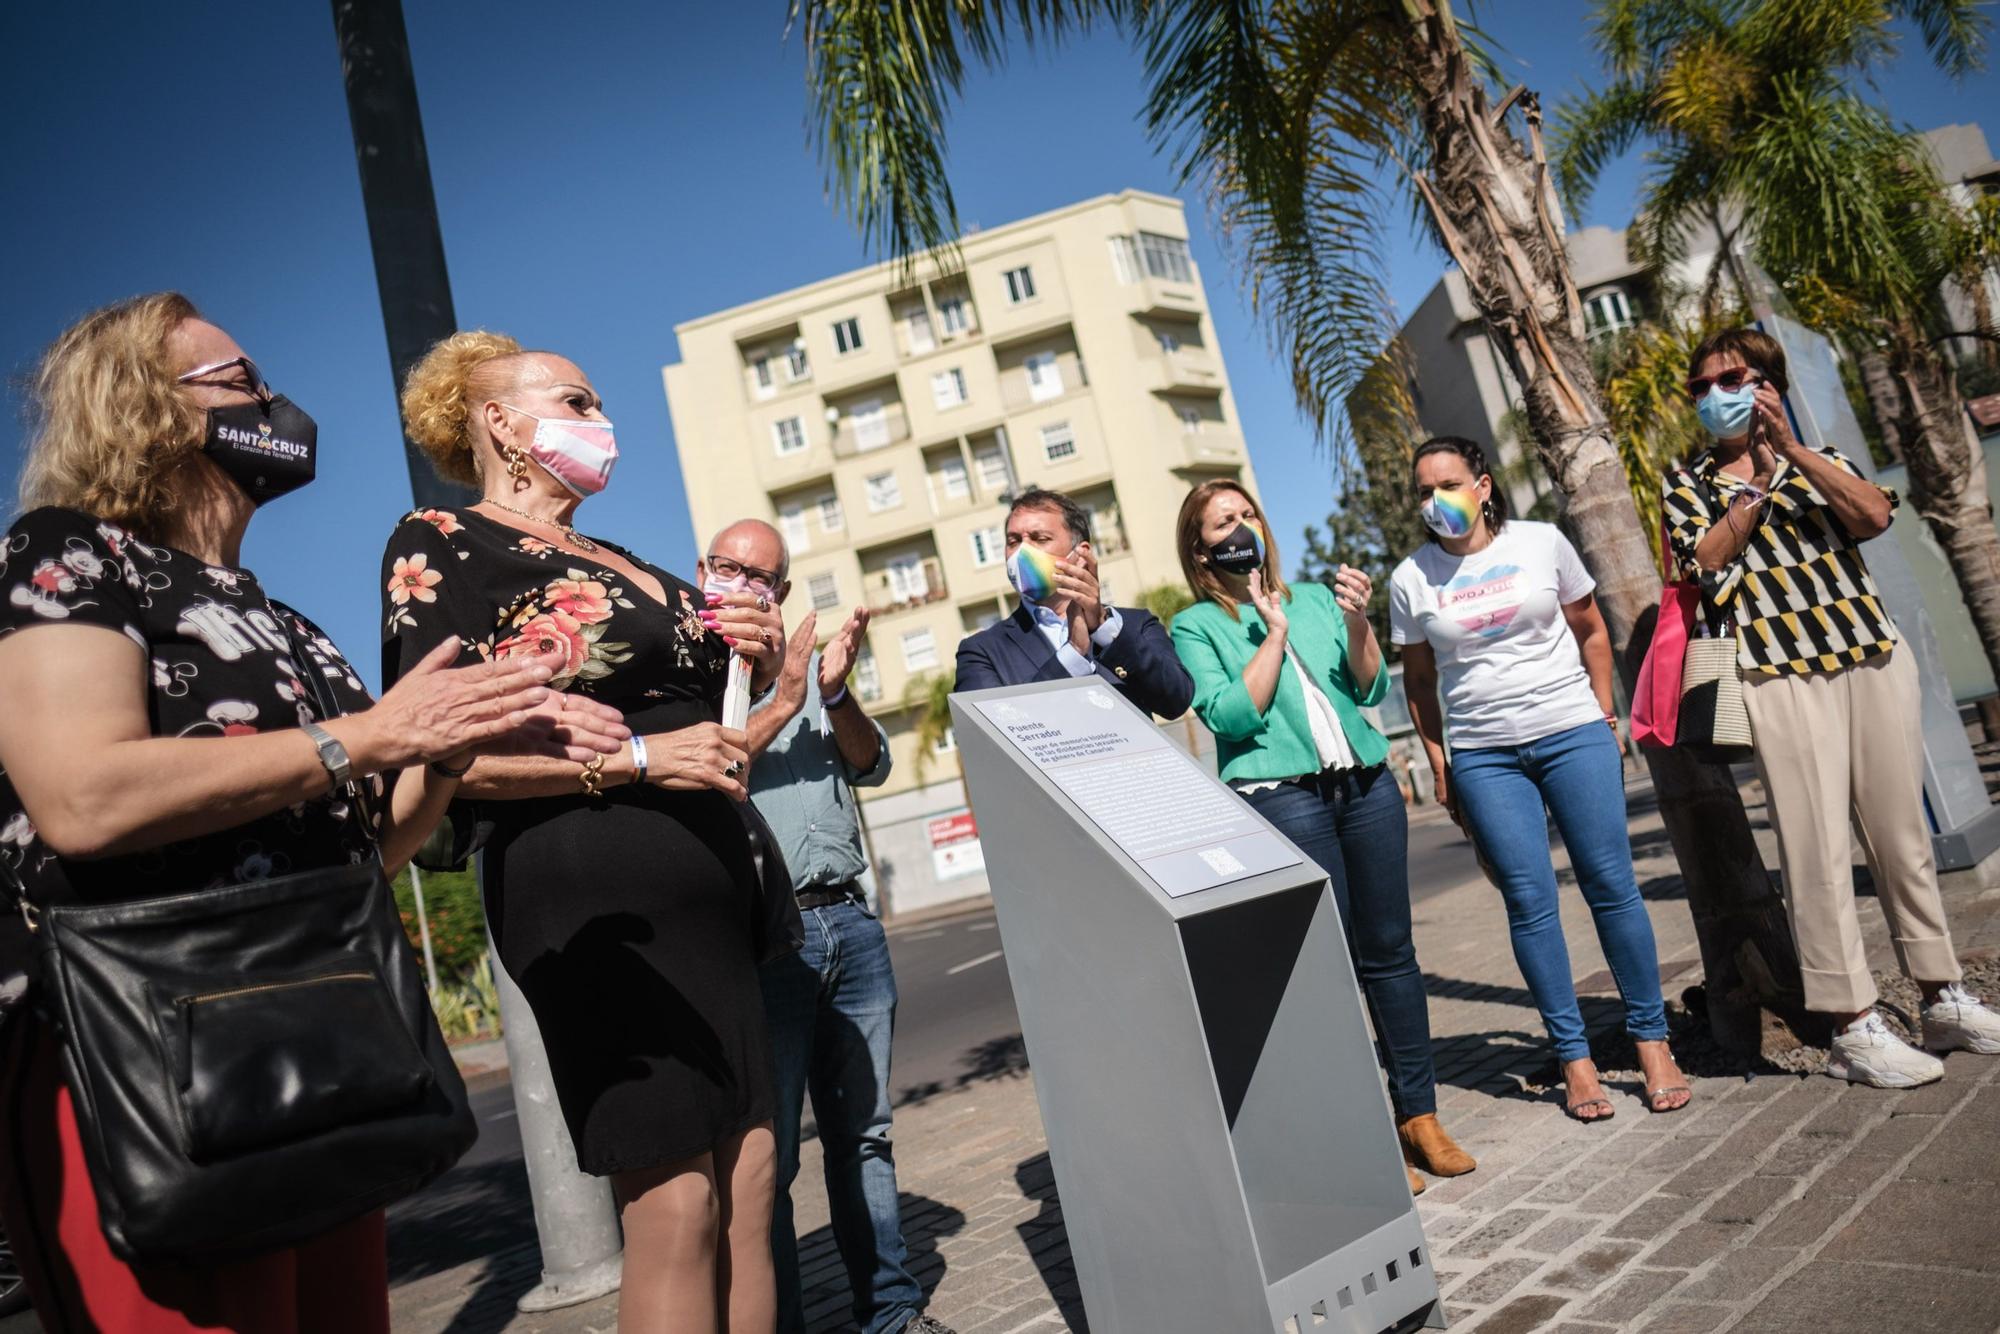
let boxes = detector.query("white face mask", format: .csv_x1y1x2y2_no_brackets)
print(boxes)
499,404,618,497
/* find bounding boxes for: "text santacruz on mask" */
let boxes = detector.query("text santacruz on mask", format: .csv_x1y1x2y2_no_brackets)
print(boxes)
199,397,318,507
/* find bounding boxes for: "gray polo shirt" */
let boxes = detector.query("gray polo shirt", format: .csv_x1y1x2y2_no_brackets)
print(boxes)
747,654,893,889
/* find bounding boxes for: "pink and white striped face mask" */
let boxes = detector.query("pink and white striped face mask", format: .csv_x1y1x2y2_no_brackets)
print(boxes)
500,405,619,497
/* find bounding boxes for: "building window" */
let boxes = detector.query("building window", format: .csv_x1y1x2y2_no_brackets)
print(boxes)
936,453,970,500
772,416,807,455
865,470,901,512
850,398,889,450
901,627,939,671
932,725,957,756
1003,266,1036,304
974,446,1011,493
887,553,929,602
1025,351,1062,402
809,572,840,610
1178,405,1203,434
751,356,775,398
937,295,970,334
1109,234,1141,285
1139,231,1194,283
832,316,864,355
1584,288,1636,340
853,643,882,700
970,607,1003,632
777,503,809,553
931,367,968,410
907,307,935,354
785,342,810,380
816,492,844,531
1041,422,1077,462
970,525,1004,567
1156,329,1181,354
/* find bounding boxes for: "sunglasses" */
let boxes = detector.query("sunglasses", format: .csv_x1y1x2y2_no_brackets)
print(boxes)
1685,368,1762,400
705,554,783,592
177,356,273,407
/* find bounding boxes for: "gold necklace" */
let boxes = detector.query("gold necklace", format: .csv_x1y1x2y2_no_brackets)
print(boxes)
481,498,599,553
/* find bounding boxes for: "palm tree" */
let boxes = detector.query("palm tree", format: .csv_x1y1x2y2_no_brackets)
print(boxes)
1134,582,1196,628
790,0,1810,1051
1555,0,2000,688
905,666,960,785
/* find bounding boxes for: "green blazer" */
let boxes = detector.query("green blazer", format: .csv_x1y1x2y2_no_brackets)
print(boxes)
1171,582,1391,783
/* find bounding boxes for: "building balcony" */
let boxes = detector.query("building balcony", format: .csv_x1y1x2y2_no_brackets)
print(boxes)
863,558,949,617
1173,424,1247,470
832,413,913,457
1140,348,1224,397
1130,276,1206,321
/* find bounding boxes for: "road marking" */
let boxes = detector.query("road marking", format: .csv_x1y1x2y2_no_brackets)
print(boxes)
900,929,945,941
946,949,1004,976
486,1108,517,1122
967,921,997,932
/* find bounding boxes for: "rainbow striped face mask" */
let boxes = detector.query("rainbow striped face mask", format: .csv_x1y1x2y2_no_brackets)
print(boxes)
1006,543,1063,602
1205,519,1266,574
1421,488,1480,539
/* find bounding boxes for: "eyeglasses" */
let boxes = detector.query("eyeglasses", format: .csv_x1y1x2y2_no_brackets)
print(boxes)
705,554,783,591
1684,367,1762,400
177,357,273,407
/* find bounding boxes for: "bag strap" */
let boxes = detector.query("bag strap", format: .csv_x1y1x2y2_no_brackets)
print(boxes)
0,848,34,934
270,602,384,854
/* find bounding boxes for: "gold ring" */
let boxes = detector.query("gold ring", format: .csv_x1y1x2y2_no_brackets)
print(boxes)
755,594,770,612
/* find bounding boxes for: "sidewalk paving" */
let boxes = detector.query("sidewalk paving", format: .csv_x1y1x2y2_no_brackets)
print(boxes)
391,767,2000,1333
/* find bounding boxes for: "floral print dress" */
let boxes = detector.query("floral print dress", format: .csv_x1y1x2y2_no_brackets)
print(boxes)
0,507,376,927
379,507,772,1174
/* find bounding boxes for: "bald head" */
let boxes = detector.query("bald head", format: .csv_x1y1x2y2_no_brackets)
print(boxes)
701,518,791,599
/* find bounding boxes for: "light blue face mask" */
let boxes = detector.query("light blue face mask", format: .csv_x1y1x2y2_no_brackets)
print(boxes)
1697,379,1760,439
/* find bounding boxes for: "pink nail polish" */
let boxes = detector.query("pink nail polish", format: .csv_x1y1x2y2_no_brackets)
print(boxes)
724,634,737,645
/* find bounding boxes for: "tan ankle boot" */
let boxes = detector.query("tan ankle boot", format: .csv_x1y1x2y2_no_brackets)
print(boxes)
1406,1161,1426,1195
1398,1113,1476,1178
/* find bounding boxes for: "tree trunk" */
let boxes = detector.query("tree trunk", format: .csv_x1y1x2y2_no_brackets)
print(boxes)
1858,347,1907,463
1400,3,1817,1055
1886,322,2000,690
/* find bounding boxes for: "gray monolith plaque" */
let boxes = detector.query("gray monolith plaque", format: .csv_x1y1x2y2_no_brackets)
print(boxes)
951,678,1442,1334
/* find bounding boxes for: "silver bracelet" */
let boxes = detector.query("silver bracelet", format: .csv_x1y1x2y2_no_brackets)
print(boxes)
629,734,650,785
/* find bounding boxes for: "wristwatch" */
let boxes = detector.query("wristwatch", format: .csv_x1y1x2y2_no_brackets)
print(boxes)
302,721,352,790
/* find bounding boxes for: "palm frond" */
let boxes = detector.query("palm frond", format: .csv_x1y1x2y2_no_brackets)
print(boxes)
1892,0,1989,78
1550,79,1655,216
903,665,957,784
787,0,1125,269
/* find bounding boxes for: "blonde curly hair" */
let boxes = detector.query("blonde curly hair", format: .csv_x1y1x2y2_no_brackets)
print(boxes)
17,292,207,539
400,330,530,487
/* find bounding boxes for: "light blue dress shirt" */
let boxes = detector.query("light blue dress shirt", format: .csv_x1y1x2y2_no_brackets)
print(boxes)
1024,598,1125,677
747,653,893,890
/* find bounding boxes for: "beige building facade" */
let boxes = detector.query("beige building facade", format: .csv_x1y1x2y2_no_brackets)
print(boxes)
664,190,1259,915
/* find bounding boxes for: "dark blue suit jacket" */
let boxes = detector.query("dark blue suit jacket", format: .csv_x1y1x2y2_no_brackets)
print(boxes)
953,603,1194,720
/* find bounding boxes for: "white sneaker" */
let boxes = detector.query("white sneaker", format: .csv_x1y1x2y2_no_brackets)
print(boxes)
1826,1012,1945,1088
1922,983,2000,1055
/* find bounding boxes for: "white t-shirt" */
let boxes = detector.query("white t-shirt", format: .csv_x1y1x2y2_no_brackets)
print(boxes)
1388,521,1604,750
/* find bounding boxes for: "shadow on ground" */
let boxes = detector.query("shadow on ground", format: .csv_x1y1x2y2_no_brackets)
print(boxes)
798,1194,964,1333
1015,1155,1087,1333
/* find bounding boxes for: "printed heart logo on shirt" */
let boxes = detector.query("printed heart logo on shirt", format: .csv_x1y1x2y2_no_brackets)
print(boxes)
1443,563,1526,639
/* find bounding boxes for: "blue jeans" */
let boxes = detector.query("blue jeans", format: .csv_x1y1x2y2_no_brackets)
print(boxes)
1244,765,1438,1118
759,901,922,1334
1450,721,1669,1061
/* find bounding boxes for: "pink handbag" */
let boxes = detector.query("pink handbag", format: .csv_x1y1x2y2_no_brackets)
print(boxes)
1632,522,1698,750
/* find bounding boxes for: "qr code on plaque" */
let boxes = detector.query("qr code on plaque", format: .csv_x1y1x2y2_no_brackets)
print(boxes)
1197,846,1246,876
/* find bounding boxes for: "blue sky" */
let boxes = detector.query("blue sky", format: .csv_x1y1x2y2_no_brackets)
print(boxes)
3,2,1990,689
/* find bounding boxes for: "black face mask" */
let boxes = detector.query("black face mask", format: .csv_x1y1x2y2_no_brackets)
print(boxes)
200,397,317,507
1205,521,1265,575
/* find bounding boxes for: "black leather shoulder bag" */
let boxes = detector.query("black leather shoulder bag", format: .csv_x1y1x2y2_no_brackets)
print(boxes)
0,612,475,1264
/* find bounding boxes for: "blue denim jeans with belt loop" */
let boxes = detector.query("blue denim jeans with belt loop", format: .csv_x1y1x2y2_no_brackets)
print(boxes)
1449,720,1669,1062
759,900,923,1334
1243,764,1439,1118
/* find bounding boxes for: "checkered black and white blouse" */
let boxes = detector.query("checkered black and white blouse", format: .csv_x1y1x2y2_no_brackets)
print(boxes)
1662,444,1900,677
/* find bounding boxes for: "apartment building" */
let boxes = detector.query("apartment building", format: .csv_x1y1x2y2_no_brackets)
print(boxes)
663,190,1260,915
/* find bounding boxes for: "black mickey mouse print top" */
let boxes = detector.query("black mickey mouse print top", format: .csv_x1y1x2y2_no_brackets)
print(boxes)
0,506,380,913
